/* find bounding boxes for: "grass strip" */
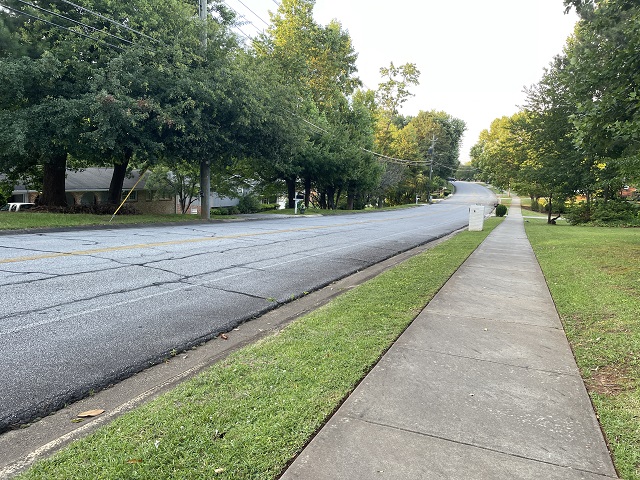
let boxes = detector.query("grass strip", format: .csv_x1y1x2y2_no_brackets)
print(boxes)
526,222,640,480
262,204,419,216
19,219,501,480
1,205,419,230
0,213,202,231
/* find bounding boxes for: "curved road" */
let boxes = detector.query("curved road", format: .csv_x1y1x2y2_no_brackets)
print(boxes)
0,182,495,431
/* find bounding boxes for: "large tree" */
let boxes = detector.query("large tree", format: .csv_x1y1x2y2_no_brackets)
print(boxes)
0,0,240,206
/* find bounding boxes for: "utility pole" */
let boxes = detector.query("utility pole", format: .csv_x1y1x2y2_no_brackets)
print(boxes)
199,0,211,219
427,135,436,203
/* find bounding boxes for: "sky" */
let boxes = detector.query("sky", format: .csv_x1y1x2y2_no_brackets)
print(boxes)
225,0,579,164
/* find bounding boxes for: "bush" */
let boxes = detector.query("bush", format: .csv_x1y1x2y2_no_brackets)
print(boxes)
530,199,540,212
259,203,279,212
495,204,508,217
565,200,640,225
32,204,138,215
210,206,240,215
237,195,261,214
564,202,591,224
592,200,639,224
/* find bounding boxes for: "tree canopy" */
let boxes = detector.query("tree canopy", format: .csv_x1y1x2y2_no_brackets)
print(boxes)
0,0,466,211
471,0,640,223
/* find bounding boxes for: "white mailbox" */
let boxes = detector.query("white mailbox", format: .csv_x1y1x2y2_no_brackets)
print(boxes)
468,205,485,231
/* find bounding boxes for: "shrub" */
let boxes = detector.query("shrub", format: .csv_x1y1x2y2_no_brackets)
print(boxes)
495,204,507,217
565,200,640,225
259,203,280,212
237,195,261,214
32,204,138,215
210,206,239,215
565,202,592,224
592,200,639,224
530,199,540,212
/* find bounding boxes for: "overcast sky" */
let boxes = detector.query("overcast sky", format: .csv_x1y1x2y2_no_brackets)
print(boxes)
227,0,579,164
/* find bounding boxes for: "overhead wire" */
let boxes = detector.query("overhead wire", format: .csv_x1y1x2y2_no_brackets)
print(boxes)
14,0,133,46
0,3,124,50
214,2,255,42
55,0,161,44
4,0,449,171
288,109,427,167
234,0,269,27
220,0,263,38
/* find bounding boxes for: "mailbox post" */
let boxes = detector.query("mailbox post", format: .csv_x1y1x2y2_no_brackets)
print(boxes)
468,205,485,231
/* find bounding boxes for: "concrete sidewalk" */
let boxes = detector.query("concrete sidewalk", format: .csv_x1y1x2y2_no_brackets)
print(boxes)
281,199,618,479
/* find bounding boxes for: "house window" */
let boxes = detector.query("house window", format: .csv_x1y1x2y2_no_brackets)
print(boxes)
122,191,138,202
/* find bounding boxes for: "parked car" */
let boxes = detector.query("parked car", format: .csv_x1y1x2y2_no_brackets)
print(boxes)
0,202,36,212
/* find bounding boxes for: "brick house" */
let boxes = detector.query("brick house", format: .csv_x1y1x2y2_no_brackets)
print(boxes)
9,168,175,214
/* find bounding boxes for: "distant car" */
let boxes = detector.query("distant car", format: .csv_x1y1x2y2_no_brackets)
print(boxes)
0,202,36,212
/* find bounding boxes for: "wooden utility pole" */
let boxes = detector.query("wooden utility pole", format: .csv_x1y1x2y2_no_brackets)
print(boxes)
199,0,211,219
427,135,436,203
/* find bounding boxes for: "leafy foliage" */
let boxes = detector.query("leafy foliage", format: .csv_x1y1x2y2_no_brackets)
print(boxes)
472,0,640,224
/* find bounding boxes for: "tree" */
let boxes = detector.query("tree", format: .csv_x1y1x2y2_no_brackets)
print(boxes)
374,62,420,156
0,0,240,207
145,162,198,214
253,0,368,210
561,0,640,188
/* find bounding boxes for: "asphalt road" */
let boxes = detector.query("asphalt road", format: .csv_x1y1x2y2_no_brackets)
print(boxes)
0,182,496,432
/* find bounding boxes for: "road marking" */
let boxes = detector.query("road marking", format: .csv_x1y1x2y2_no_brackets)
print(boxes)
0,210,447,265
0,216,464,337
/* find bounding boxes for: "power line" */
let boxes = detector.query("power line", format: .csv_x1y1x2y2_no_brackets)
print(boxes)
288,109,423,167
233,24,253,42
56,0,161,44
233,0,269,26
1,3,124,50
214,2,255,42
220,0,262,37
15,0,133,46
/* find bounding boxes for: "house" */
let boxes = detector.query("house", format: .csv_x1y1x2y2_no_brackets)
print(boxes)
7,167,247,214
9,168,175,214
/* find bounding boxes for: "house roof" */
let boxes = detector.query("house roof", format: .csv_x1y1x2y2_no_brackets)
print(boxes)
11,168,148,193
65,168,147,192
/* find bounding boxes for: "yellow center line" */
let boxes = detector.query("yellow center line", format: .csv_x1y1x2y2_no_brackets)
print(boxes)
0,211,439,265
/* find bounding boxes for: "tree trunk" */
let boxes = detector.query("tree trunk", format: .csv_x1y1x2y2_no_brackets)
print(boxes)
326,186,336,210
108,151,132,205
41,152,68,207
319,190,327,209
547,194,553,224
346,184,355,210
285,176,296,209
304,176,311,208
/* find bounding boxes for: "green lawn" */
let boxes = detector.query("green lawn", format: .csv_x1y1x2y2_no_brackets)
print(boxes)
0,206,422,230
0,212,202,231
526,222,640,480
18,220,502,480
263,204,419,216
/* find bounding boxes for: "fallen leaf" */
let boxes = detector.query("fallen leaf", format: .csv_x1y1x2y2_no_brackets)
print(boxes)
219,334,228,340
71,418,85,423
126,459,143,464
77,409,105,418
214,468,225,474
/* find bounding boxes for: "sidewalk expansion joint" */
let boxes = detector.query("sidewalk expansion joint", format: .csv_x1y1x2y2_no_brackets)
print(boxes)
396,344,582,379
347,416,617,479
419,310,564,330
